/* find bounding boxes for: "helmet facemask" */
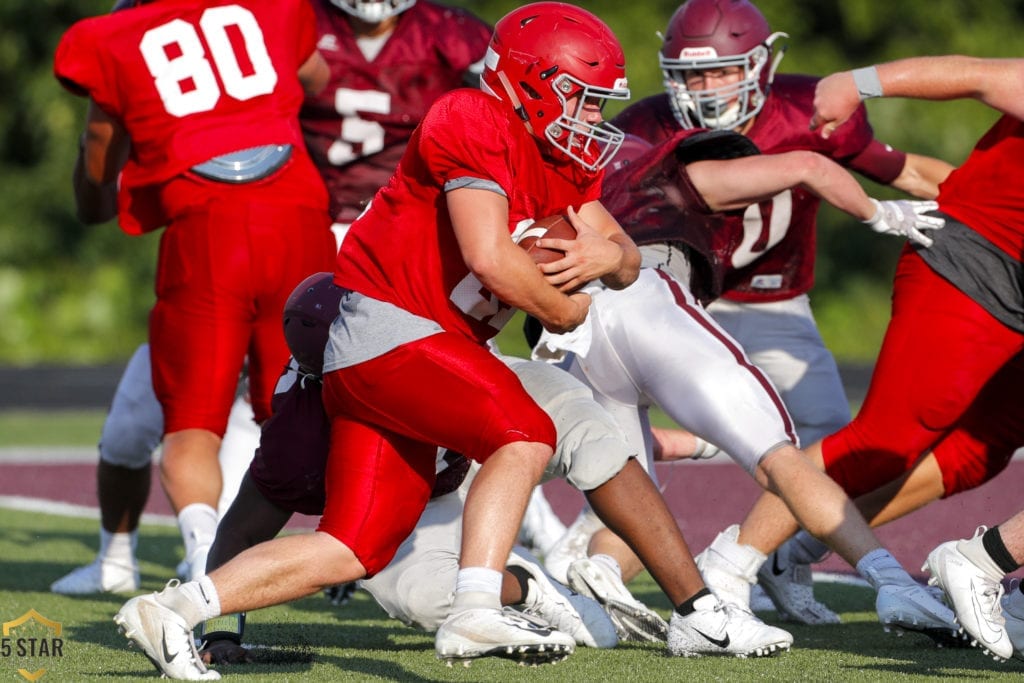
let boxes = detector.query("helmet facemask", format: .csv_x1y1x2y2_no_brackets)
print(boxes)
542,74,630,172
331,0,416,24
661,31,786,130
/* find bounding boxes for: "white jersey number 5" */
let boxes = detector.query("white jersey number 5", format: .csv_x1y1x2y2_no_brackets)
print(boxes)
140,5,278,118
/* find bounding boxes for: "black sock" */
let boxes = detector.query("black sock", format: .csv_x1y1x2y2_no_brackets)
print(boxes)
675,588,713,616
982,526,1021,574
506,565,534,605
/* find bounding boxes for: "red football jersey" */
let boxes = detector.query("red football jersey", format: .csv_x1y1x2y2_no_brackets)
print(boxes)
301,1,491,223
55,0,319,204
612,75,908,302
937,115,1024,260
336,89,603,342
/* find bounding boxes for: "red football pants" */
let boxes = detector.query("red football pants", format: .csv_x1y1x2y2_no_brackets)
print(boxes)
318,332,556,575
823,248,1024,497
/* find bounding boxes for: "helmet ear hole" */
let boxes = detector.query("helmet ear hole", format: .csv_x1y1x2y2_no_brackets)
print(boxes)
519,82,543,101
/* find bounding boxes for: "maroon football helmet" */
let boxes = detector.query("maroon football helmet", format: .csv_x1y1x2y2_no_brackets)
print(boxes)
282,272,344,376
481,2,630,172
659,0,787,130
608,134,654,173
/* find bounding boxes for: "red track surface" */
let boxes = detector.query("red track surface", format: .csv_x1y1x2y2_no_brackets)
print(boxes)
2,457,1019,578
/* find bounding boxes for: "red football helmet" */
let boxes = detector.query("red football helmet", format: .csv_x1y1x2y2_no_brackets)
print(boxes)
659,0,787,130
481,2,630,172
330,0,415,23
282,272,344,376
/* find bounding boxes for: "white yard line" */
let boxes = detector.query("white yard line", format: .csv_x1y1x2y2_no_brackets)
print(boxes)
0,494,176,526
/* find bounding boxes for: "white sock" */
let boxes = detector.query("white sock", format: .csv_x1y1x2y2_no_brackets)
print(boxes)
590,553,623,580
957,532,1007,581
99,529,137,565
856,548,910,591
451,567,502,612
154,576,221,629
177,503,218,559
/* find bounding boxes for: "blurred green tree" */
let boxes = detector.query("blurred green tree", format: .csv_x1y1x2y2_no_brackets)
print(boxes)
2,0,1021,363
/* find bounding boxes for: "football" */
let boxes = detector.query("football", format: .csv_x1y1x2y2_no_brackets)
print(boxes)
516,214,577,265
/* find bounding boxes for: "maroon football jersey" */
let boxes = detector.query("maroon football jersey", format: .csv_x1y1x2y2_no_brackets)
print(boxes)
301,1,491,223
612,74,908,302
602,129,745,303
938,115,1024,260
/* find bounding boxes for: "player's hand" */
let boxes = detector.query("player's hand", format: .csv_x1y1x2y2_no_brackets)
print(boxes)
542,291,591,335
200,639,253,665
863,199,945,248
810,71,861,139
539,206,623,293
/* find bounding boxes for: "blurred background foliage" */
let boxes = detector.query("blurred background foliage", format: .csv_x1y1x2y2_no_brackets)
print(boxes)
0,0,1020,364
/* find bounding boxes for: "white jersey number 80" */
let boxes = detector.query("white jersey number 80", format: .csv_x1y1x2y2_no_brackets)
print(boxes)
140,5,278,118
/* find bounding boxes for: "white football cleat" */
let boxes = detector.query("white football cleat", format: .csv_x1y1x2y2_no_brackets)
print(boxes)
875,579,962,648
566,557,668,642
544,508,602,584
1001,582,1024,661
668,592,792,658
51,557,139,595
507,553,617,648
435,607,575,666
113,580,220,680
924,539,1011,659
757,550,840,625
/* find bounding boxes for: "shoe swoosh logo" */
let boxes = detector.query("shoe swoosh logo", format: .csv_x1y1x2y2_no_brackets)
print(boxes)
162,628,180,663
693,627,730,649
968,578,1004,644
771,553,785,577
512,622,553,636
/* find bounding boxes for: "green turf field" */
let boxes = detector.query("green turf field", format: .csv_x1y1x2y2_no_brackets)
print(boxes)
2,508,1019,681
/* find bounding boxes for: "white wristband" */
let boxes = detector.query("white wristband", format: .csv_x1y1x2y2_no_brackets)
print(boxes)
852,66,883,100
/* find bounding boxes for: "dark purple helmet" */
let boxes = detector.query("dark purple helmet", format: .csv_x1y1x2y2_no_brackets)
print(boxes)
282,272,344,376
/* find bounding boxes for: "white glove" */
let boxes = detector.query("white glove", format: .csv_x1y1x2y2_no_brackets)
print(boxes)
864,198,945,248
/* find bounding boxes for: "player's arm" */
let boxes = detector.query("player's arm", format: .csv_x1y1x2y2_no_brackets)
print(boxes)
688,151,944,247
75,100,129,224
812,56,1024,138
888,152,954,200
298,50,329,97
448,186,590,334
538,201,641,292
687,151,877,219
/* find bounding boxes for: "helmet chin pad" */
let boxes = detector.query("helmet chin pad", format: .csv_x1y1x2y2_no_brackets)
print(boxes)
330,0,415,24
